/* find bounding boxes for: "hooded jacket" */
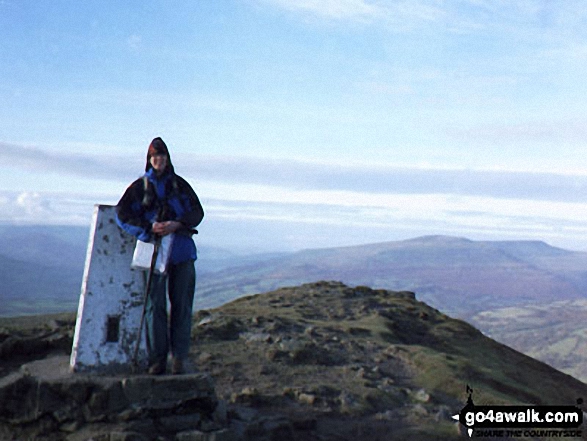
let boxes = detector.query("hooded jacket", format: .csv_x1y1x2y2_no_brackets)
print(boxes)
116,139,204,264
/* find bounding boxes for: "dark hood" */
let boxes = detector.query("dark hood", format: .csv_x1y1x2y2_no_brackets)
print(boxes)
145,137,175,173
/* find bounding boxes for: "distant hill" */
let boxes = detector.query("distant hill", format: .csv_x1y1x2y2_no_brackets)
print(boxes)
0,225,89,269
9,228,586,319
0,225,88,317
3,228,587,383
195,235,587,315
194,235,587,383
0,224,268,317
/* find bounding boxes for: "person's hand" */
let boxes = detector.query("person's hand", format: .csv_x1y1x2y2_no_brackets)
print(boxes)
152,221,181,236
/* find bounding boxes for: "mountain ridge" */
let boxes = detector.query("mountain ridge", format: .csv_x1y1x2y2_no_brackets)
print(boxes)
191,236,587,384
195,235,587,314
1,281,586,440
3,228,587,385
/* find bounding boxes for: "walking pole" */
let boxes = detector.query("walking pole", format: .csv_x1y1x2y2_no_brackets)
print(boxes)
132,236,161,374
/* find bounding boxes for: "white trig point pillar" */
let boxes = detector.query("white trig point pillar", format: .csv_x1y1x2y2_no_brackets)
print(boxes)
70,204,148,373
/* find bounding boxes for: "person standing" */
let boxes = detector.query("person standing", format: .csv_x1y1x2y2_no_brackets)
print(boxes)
116,137,204,375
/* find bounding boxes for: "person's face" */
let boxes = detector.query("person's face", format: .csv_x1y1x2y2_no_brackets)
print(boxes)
150,153,168,173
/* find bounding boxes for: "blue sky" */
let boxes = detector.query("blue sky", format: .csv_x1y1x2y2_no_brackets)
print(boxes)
3,0,587,252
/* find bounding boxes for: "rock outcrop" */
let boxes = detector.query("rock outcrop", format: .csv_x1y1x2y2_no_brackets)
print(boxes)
0,356,228,441
2,281,587,440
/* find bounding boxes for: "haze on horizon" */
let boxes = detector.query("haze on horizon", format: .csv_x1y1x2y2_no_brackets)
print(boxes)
2,1,587,253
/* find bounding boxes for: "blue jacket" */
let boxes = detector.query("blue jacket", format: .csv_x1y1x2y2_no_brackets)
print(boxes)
116,168,204,265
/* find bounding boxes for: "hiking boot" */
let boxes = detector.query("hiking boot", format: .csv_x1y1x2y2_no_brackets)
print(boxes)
148,361,166,375
171,358,184,375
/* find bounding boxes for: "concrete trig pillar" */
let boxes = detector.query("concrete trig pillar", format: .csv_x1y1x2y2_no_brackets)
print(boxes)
70,205,148,373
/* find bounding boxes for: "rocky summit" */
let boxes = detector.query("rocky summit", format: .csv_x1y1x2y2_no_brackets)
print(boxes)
1,281,586,440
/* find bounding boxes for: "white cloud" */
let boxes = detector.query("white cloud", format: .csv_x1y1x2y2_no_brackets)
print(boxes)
4,142,587,204
127,34,142,50
261,0,384,21
4,142,587,250
16,192,51,216
259,0,452,26
2,182,587,252
0,191,97,225
446,118,587,145
183,154,587,204
258,0,587,36
200,189,587,251
0,142,137,182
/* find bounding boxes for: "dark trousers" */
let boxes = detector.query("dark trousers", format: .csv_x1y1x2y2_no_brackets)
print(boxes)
145,259,195,364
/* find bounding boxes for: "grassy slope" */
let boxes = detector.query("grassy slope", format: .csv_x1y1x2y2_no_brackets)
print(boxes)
471,299,587,383
2,282,585,440
192,282,586,439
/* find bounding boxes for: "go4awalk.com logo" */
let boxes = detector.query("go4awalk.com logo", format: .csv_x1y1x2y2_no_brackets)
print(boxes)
452,386,584,438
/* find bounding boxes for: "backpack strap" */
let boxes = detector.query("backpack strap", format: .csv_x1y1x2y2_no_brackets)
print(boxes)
141,174,180,221
141,176,151,208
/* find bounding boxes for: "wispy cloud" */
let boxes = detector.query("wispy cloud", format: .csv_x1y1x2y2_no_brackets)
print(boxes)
0,191,94,225
3,142,587,250
16,192,51,217
259,0,452,28
0,142,138,181
127,34,142,51
446,118,587,145
259,0,587,35
200,192,587,251
260,0,385,22
183,155,587,204
6,187,587,251
3,142,587,204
